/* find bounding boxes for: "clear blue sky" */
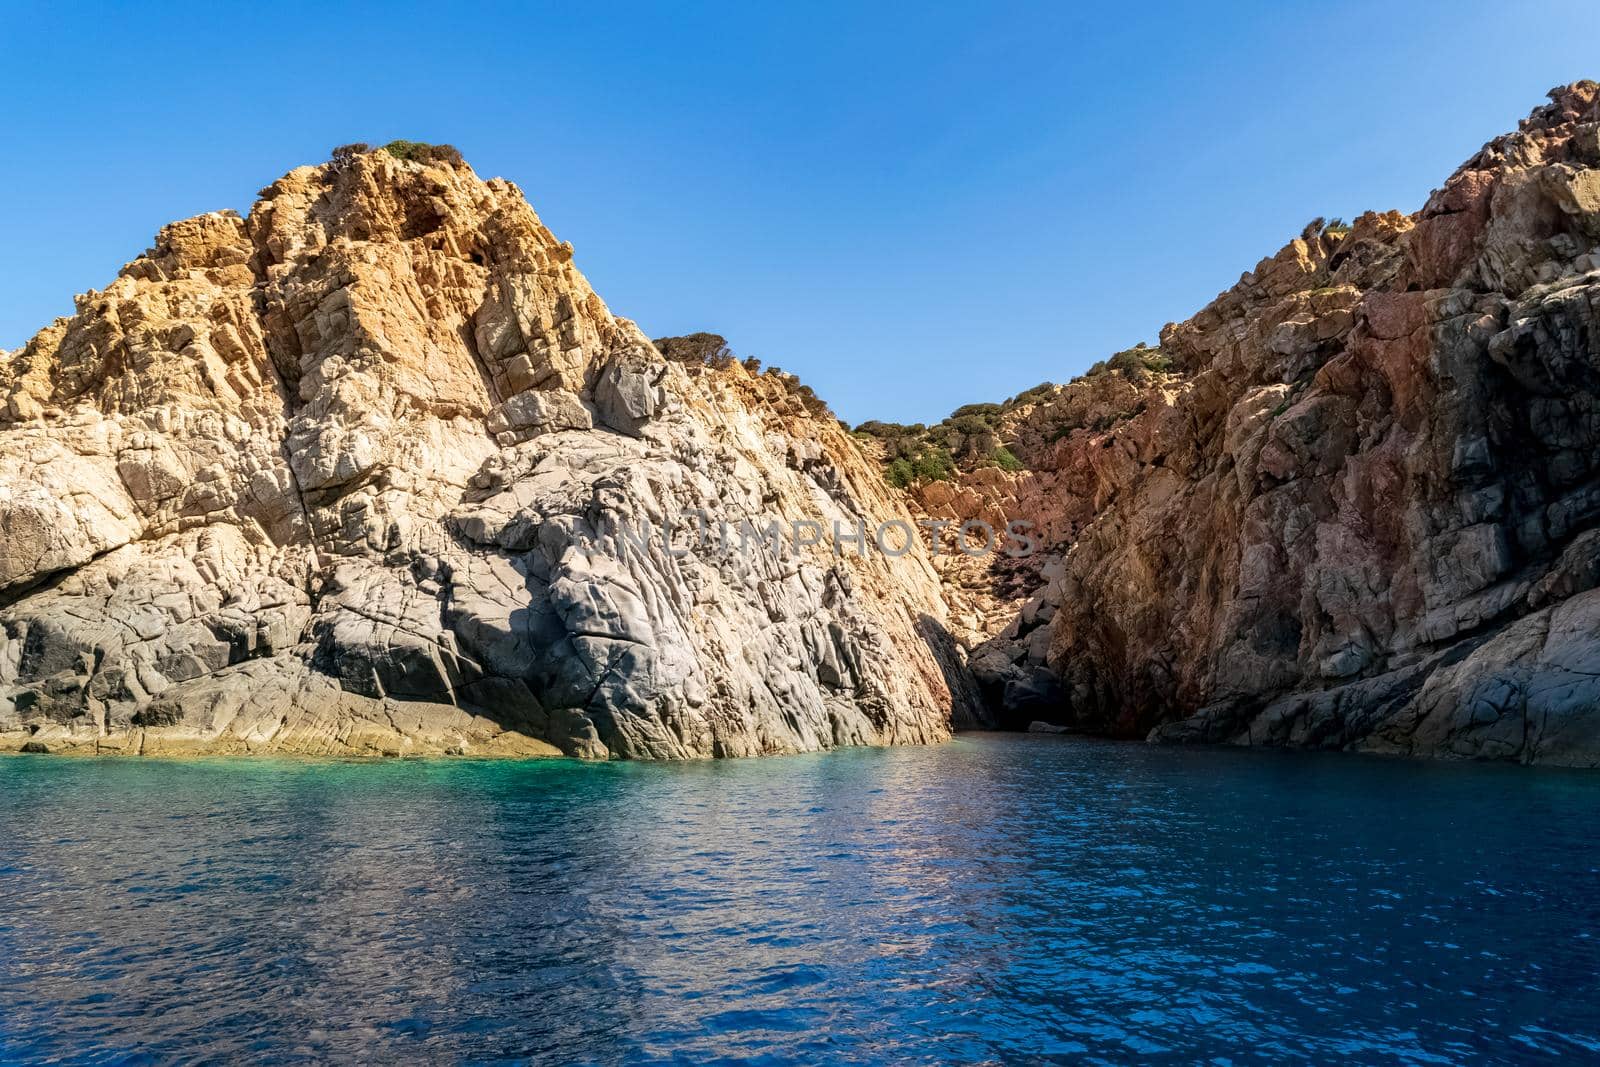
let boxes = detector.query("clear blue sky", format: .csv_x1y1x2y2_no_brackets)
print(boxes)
3,1,1596,425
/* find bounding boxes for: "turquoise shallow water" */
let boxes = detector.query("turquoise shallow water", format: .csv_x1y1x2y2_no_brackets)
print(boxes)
1,735,1598,1064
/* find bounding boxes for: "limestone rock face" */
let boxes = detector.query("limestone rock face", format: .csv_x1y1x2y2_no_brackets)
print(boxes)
978,82,1600,765
0,149,972,758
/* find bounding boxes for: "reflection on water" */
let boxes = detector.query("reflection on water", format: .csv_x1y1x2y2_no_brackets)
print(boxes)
2,736,1599,1062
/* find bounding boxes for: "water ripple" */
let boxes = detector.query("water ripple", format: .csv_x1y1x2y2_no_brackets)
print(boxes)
0,737,1598,1063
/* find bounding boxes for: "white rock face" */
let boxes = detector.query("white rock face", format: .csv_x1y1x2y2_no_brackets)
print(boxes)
0,150,975,758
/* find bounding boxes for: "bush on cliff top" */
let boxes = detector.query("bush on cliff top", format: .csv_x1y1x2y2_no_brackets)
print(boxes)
1084,342,1171,382
654,333,834,418
382,140,464,166
331,142,372,164
655,333,735,367
327,141,465,166
1005,381,1057,408
950,402,1003,423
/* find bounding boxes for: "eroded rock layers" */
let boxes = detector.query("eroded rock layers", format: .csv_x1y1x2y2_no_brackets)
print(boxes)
967,82,1600,765
9,83,1600,766
0,150,972,757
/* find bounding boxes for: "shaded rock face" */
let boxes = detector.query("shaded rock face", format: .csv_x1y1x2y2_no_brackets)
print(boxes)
853,365,1179,730
976,82,1600,765
0,149,973,758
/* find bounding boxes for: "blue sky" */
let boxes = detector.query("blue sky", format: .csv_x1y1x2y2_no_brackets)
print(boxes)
3,1,1597,425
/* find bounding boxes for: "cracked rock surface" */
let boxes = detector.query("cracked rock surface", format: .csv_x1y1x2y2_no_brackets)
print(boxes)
964,82,1600,766
0,150,974,758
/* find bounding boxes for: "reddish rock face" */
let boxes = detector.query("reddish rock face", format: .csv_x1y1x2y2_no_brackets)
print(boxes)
965,81,1600,764
7,86,1600,767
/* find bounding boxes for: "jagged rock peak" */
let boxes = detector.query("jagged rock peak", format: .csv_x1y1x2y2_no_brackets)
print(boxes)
0,144,976,758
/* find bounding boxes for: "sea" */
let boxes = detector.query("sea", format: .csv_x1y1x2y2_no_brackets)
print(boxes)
1,734,1597,1064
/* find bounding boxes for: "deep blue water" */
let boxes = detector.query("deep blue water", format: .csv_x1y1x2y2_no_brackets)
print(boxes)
1,735,1598,1064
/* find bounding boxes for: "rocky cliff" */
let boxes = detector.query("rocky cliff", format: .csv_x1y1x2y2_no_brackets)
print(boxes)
933,82,1600,766
9,84,1600,766
0,146,973,757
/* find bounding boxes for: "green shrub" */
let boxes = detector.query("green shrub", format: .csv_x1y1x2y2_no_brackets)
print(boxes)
879,440,956,487
654,333,733,366
382,140,464,166
795,383,832,417
991,446,1024,472
1006,381,1056,408
911,447,956,482
331,142,371,164
1141,350,1172,373
1106,349,1149,379
947,413,994,436
1096,342,1172,380
861,400,1027,487
853,420,916,438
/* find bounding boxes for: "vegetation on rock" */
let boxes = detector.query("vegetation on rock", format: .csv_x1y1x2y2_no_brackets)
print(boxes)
652,333,833,418
989,446,1024,472
655,332,735,367
1083,342,1173,382
381,140,465,166
0,152,967,759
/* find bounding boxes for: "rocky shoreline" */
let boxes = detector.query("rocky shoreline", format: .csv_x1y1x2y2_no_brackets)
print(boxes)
0,145,973,759
885,82,1600,768
6,84,1600,765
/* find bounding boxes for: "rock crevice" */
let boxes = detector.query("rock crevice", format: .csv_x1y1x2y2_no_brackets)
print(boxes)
0,148,973,758
928,82,1600,766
